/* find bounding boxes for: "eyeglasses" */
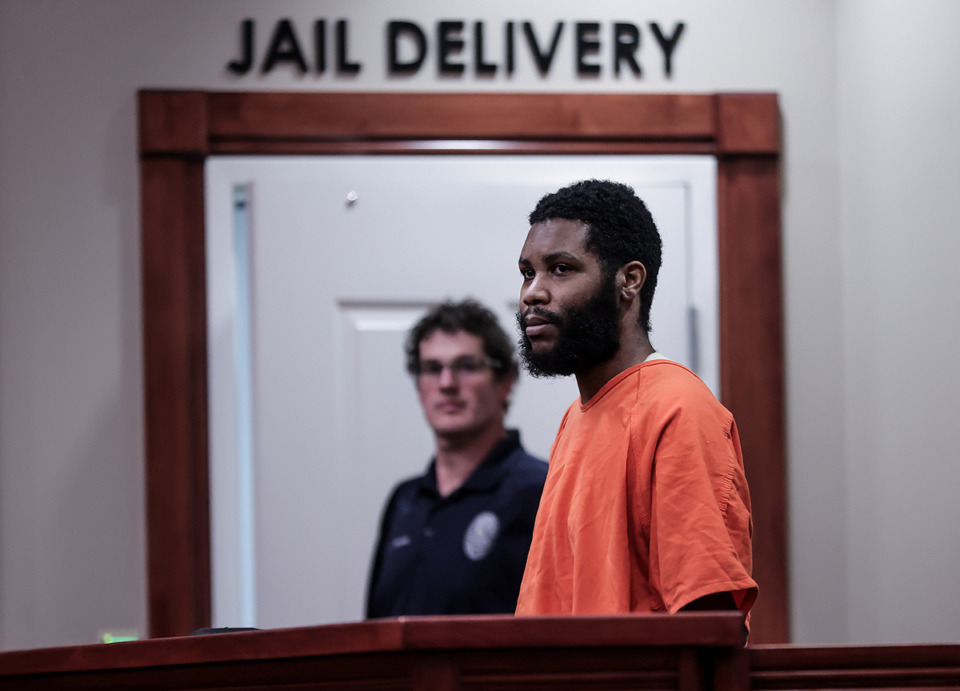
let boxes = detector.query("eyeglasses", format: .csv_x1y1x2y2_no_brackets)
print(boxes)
416,356,502,379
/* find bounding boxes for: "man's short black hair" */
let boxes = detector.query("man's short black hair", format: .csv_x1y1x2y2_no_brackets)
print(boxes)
528,179,662,333
405,299,519,381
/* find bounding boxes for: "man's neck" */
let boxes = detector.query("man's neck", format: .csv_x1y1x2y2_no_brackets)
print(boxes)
576,332,654,404
434,423,507,497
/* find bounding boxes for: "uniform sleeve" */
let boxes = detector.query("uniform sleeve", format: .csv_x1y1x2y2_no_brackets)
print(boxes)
644,395,758,614
365,484,402,619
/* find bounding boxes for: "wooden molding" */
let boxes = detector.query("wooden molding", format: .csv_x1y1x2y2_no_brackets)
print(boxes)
204,92,718,141
717,155,788,640
140,156,210,637
139,91,208,156
716,93,781,154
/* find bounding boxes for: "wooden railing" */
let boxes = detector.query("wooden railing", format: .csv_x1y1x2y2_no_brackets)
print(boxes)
0,614,747,690
0,615,957,690
750,643,960,689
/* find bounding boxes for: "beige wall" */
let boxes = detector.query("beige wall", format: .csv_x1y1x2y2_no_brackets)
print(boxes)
837,0,960,642
0,0,956,650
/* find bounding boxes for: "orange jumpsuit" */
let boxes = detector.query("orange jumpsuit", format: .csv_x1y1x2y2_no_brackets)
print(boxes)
516,360,757,616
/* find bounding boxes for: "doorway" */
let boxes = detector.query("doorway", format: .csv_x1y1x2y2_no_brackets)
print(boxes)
205,154,718,627
138,90,787,641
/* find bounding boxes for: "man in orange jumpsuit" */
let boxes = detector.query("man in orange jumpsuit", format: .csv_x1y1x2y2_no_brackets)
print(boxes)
514,179,757,621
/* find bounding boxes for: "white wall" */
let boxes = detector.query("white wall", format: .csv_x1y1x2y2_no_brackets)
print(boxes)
0,0,956,650
838,0,960,643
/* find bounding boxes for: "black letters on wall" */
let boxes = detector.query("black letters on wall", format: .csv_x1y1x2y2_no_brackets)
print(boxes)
226,18,685,79
388,21,426,74
226,17,364,75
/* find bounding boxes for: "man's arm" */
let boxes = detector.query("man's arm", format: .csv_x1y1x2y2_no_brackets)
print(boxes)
680,591,748,645
365,486,403,619
680,591,737,611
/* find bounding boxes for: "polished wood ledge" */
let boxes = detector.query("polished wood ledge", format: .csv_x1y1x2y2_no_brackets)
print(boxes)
1,613,958,690
0,613,748,690
749,643,960,689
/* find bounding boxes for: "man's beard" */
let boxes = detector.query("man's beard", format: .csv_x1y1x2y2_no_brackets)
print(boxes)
516,275,621,378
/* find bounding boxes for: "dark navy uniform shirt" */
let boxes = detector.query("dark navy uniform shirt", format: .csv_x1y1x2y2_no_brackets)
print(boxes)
366,430,547,618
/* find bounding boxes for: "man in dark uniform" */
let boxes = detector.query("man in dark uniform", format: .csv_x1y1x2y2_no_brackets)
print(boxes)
366,299,548,617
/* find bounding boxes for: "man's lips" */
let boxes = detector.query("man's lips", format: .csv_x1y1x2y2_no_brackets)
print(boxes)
523,312,556,338
436,400,466,413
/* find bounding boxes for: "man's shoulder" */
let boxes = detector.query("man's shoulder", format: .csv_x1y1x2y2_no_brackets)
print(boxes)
502,444,549,485
385,469,431,501
641,360,716,397
635,360,733,426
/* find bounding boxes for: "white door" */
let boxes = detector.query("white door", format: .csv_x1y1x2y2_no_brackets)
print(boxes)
205,155,717,629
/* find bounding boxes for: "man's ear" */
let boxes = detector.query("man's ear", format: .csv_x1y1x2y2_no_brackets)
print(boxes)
619,261,647,302
497,373,517,412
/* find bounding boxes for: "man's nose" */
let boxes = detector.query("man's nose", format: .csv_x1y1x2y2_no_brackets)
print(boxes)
438,365,459,388
522,275,548,306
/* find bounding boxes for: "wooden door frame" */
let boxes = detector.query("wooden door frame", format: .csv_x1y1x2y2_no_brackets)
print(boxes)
138,90,788,642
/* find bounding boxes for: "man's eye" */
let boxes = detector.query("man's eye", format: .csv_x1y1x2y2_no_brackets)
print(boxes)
419,361,444,375
453,358,485,373
553,264,571,274
520,268,535,279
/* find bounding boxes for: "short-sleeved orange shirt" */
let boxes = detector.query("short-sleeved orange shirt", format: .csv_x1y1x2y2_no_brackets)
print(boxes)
516,360,758,616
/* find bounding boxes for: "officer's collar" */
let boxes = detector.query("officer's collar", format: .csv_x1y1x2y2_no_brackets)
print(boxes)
420,430,522,497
